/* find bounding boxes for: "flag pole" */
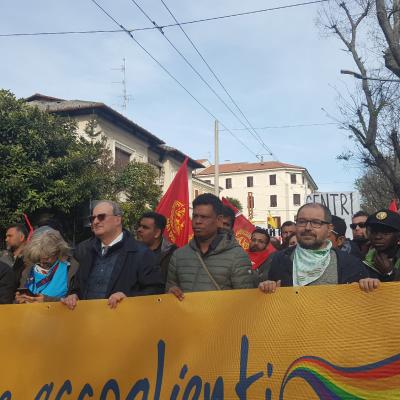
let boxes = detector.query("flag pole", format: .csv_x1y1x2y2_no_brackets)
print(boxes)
214,120,219,197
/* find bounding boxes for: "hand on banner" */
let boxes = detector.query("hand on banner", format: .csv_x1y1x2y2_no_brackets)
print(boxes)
258,280,281,294
108,292,127,309
358,278,380,292
61,294,79,310
168,286,185,301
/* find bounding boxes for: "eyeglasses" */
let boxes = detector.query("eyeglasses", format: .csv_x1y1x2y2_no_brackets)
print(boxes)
296,219,330,228
89,213,115,223
350,222,366,230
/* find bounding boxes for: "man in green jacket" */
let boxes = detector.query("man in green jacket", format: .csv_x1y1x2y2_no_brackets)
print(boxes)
166,193,253,300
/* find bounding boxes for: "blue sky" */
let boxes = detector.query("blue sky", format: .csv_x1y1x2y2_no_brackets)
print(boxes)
0,0,363,192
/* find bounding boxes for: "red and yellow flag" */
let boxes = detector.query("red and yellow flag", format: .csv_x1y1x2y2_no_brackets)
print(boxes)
156,158,192,247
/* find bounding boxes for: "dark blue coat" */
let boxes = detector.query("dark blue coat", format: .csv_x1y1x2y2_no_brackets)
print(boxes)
71,231,164,299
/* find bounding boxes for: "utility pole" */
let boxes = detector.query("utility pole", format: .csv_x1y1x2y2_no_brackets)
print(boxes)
214,120,219,197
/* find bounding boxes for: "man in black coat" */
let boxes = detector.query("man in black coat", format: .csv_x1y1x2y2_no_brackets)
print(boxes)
61,200,164,310
0,261,17,304
259,203,368,293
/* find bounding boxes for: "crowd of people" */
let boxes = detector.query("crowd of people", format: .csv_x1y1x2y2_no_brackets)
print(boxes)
0,193,398,307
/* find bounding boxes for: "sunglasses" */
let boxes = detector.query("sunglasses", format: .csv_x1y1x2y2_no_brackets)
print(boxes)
350,222,366,229
89,213,116,223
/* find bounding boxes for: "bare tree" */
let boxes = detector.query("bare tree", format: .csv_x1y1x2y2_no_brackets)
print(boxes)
376,0,400,77
319,0,400,198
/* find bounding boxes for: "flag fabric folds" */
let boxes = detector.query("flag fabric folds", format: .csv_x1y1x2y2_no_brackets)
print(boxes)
156,158,192,247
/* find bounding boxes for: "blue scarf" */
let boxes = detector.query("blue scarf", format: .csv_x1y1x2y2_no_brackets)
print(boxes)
27,260,69,298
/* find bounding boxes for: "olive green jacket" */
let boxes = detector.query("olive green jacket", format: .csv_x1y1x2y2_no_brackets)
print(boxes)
166,232,254,292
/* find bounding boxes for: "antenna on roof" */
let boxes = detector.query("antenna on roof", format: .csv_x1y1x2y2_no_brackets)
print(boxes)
112,58,132,114
256,153,272,162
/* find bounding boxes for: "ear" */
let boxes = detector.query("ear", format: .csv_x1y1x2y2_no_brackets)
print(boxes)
216,214,223,226
154,228,162,239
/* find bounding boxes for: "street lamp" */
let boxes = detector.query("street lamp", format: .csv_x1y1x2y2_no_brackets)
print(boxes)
340,69,400,83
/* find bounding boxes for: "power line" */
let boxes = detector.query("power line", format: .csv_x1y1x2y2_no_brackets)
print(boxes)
0,0,328,38
89,0,258,157
220,122,339,131
129,0,273,158
159,0,277,160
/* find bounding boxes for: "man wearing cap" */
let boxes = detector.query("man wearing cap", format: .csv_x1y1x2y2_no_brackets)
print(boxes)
362,209,400,282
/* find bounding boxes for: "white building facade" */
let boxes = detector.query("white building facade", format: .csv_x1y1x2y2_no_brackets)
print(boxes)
196,161,318,227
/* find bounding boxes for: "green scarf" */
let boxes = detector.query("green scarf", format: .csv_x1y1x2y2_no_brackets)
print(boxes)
293,240,332,286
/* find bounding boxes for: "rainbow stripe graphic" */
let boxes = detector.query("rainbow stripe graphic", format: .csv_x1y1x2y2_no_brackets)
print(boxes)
279,354,400,399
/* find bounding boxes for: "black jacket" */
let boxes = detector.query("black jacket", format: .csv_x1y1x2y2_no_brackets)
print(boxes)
268,246,368,286
0,261,17,304
71,231,164,299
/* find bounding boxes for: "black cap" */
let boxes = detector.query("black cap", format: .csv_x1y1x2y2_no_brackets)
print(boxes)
331,215,347,236
366,209,400,231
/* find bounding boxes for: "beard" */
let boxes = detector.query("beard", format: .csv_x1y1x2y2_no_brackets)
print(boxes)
298,233,326,250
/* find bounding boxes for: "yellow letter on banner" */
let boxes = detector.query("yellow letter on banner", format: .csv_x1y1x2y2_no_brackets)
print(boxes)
1,284,400,399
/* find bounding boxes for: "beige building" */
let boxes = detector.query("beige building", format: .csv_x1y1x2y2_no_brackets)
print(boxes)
26,94,203,201
196,161,318,227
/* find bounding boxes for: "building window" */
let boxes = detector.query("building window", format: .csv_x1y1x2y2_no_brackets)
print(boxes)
269,174,276,185
226,178,232,189
293,194,301,206
270,195,277,207
195,190,199,198
291,174,297,184
302,174,305,184
247,176,253,187
115,147,131,169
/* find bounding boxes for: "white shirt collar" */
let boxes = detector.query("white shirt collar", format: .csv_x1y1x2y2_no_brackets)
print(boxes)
101,232,124,250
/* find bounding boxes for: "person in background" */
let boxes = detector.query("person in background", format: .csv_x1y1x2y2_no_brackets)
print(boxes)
350,211,370,258
15,229,77,303
136,211,177,283
280,221,296,249
1,223,28,284
288,232,298,247
328,216,347,249
221,205,236,233
249,228,276,285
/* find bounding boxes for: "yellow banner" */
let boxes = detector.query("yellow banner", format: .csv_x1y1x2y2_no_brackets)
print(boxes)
1,284,400,399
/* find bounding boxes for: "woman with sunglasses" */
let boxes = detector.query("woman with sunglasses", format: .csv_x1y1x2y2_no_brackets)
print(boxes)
15,228,78,303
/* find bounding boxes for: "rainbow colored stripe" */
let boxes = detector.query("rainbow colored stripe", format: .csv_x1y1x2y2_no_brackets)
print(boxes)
279,354,400,399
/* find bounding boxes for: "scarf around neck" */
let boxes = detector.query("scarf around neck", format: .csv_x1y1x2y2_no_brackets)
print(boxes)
293,240,332,286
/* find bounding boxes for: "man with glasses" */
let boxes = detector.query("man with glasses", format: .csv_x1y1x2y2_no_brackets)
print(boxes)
259,203,368,293
350,211,370,258
62,200,164,310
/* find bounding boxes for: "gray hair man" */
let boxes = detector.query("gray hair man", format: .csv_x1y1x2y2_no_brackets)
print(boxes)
62,200,164,309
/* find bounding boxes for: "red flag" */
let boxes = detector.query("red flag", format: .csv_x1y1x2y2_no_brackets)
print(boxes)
248,247,276,270
222,197,276,268
222,197,254,251
156,158,192,247
389,199,398,212
23,213,34,240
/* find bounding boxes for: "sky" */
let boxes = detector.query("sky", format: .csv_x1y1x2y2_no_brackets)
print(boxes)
0,0,365,192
